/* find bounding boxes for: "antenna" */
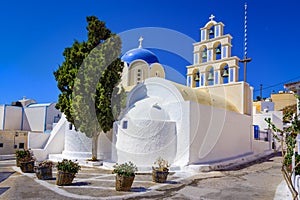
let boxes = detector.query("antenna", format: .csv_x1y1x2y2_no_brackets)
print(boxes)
244,2,248,58
239,2,252,82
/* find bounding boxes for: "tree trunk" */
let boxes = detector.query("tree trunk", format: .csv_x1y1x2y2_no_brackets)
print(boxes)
92,134,99,161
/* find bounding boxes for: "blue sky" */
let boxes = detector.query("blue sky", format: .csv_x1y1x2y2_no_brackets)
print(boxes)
0,0,299,104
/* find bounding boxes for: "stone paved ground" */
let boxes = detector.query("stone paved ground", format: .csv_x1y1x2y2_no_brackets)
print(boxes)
0,153,291,200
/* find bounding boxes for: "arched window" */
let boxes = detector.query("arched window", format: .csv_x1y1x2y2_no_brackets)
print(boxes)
155,71,160,77
136,69,142,83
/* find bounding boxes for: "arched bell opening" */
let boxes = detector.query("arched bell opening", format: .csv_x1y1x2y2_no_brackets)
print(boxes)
220,64,229,84
192,68,199,88
200,46,208,63
206,66,214,86
212,42,222,61
208,26,215,39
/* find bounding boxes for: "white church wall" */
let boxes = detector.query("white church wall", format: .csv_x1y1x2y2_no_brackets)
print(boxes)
189,101,252,164
199,81,248,115
4,106,23,130
165,101,191,166
115,118,177,166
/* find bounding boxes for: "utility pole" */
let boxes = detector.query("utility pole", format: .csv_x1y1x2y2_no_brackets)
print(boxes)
239,2,252,82
260,84,263,100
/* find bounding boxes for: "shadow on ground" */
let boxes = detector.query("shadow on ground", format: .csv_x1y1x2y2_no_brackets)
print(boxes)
0,187,10,195
130,187,150,192
72,181,91,186
0,172,15,183
218,152,282,171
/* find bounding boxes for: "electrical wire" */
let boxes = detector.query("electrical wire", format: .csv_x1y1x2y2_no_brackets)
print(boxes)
253,75,300,92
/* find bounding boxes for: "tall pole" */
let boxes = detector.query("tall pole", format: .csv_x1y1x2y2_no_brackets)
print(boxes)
240,2,252,82
260,84,263,100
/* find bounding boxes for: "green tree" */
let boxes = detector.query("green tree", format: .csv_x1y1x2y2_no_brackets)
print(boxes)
54,16,123,160
265,94,300,200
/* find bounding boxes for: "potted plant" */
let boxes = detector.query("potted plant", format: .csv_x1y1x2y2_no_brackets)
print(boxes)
113,161,137,191
16,149,35,173
152,157,170,183
15,149,31,167
56,159,81,186
35,160,53,180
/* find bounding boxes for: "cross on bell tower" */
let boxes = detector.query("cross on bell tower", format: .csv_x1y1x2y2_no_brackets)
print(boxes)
209,14,215,21
138,36,143,48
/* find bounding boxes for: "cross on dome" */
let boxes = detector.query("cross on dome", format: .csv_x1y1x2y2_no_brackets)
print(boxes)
209,14,215,21
138,36,143,48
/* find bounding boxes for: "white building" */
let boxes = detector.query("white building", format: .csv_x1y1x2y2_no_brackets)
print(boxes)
112,15,261,167
30,16,275,168
0,97,61,133
0,97,61,154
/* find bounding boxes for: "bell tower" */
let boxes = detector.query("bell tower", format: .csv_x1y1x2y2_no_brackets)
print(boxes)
187,15,240,88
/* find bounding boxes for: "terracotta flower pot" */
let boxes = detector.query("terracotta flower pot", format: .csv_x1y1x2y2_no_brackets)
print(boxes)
115,174,135,191
152,169,169,183
20,160,35,173
56,171,75,186
35,166,52,180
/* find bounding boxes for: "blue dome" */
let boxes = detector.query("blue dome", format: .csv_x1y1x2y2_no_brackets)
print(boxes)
121,48,159,65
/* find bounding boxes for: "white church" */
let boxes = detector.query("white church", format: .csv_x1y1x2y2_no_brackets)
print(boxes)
25,16,278,168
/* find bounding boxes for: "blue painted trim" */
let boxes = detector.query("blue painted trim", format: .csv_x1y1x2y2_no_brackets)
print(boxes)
44,106,48,132
2,105,6,130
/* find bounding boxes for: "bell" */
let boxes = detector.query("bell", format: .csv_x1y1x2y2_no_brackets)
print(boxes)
207,72,214,81
202,51,207,58
222,69,229,77
194,73,200,81
209,29,214,35
216,47,221,54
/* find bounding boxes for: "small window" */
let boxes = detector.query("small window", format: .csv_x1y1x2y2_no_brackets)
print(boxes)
19,143,24,149
122,121,128,129
137,78,141,81
69,123,73,130
0,143,3,148
137,69,141,72
14,144,17,149
15,133,19,137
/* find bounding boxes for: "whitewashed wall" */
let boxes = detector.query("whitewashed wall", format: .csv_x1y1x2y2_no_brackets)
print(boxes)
253,111,283,131
4,106,23,130
28,132,50,148
24,107,45,132
45,103,61,131
31,115,66,161
188,101,252,164
62,124,92,159
115,119,176,166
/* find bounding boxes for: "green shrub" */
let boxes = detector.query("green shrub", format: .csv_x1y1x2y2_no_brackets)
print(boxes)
113,161,137,176
16,149,32,161
56,159,81,174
